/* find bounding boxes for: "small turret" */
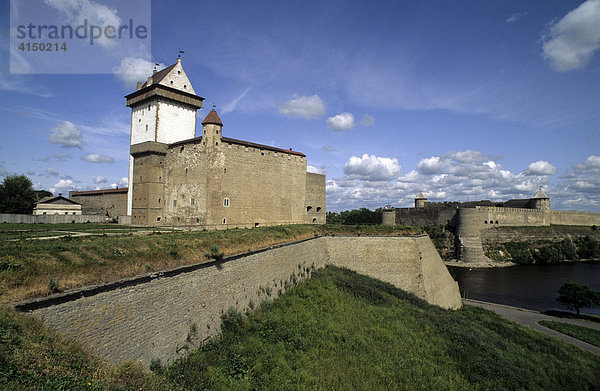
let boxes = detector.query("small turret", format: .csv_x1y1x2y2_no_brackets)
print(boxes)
201,109,223,147
531,188,550,211
415,192,427,208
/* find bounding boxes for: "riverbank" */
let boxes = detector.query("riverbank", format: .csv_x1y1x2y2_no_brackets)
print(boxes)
445,259,516,268
464,299,600,356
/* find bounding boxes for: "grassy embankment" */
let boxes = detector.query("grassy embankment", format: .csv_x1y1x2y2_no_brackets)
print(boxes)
2,266,600,390
539,320,600,348
483,225,600,264
0,223,420,303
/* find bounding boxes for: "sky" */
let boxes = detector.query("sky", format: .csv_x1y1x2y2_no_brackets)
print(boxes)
1,0,599,212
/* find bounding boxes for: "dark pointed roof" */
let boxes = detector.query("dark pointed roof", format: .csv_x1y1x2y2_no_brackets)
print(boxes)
36,195,80,205
141,63,177,88
202,109,223,126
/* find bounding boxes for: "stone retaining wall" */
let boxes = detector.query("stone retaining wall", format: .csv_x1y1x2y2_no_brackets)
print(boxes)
17,235,461,366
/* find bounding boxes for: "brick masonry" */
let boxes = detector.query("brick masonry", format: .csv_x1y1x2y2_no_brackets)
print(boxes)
19,236,461,366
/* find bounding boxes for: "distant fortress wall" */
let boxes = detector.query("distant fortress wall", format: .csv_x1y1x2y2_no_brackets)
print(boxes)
17,236,461,366
384,190,600,263
550,210,600,226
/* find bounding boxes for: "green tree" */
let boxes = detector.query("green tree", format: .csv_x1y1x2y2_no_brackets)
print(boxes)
0,175,37,214
556,282,600,315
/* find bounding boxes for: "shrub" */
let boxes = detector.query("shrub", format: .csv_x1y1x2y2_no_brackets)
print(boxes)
48,277,60,293
204,245,224,261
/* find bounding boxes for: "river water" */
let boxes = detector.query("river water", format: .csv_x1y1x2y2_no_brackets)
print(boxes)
447,261,600,316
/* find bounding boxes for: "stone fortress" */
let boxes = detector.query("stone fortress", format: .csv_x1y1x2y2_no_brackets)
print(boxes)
382,189,600,263
71,58,325,227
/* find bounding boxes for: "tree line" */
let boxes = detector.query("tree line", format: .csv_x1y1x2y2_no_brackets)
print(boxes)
0,175,51,214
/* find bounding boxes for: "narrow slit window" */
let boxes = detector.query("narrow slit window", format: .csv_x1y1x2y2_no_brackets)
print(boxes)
223,198,230,207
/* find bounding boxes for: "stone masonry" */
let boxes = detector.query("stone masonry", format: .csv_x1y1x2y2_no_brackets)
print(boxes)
19,235,461,366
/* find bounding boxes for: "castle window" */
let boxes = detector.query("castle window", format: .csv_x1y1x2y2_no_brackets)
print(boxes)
178,70,181,74
157,217,161,221
146,124,148,132
170,80,173,84
307,206,312,212
484,221,488,224
312,218,317,223
148,105,150,111
245,147,248,152
495,220,499,224
223,218,226,224
140,176,142,182
224,168,226,174
316,207,321,212
223,198,230,207
139,118,141,122
173,200,177,207
158,198,161,204
260,150,264,156
216,142,218,146
180,146,184,152
184,84,187,89
191,198,195,206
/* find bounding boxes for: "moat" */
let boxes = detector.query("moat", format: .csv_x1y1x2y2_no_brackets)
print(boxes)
448,261,600,316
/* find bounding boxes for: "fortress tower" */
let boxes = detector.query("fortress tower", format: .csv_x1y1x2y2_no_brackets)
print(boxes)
531,188,550,211
414,192,427,208
125,58,204,217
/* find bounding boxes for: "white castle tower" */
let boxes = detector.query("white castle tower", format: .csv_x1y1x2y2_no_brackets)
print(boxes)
124,58,204,215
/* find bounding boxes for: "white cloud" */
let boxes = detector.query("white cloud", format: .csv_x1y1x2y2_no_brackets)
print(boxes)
94,176,107,184
417,156,446,175
52,152,72,161
524,160,557,176
542,0,600,71
42,168,59,177
279,94,325,119
307,165,327,175
327,149,563,211
321,145,336,152
113,56,164,89
44,0,122,49
359,114,375,127
48,121,83,148
118,177,128,187
505,12,528,23
49,179,76,194
82,154,115,164
343,154,401,181
222,87,252,114
327,112,355,132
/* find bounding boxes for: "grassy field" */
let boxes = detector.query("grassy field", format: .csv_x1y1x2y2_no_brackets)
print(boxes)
0,224,421,304
2,266,599,390
539,320,600,348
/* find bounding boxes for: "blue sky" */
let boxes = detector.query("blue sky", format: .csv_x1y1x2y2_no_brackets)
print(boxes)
1,0,599,212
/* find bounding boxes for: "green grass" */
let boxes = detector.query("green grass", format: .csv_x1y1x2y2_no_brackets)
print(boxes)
164,266,600,390
0,305,162,391
3,266,599,390
0,224,420,303
539,320,600,348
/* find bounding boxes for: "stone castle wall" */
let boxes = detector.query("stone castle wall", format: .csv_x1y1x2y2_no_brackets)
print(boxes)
0,213,104,224
394,206,457,227
305,173,326,224
69,190,128,218
550,210,600,226
19,236,460,366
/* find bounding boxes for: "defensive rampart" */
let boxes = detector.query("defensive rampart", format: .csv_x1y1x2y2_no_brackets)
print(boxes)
16,235,461,366
550,211,600,226
0,213,105,224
